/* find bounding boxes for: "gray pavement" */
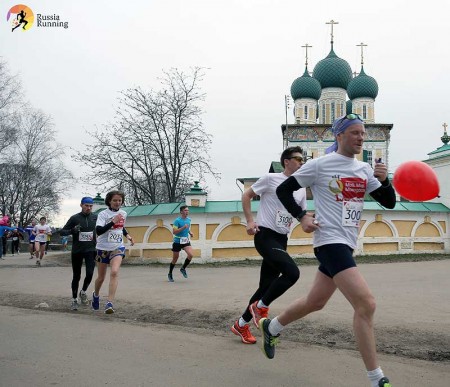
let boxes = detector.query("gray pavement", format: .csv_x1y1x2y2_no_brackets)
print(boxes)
0,252,449,386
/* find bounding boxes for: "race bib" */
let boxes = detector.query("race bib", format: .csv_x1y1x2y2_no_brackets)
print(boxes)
12,237,18,241
107,230,123,243
275,209,293,229
180,237,189,244
35,234,46,242
342,201,363,227
79,231,94,242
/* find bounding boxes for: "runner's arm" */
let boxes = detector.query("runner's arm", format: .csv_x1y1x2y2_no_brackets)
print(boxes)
369,178,396,209
276,176,306,219
96,222,114,235
60,217,77,236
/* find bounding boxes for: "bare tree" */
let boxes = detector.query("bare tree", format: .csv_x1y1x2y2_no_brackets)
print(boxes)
74,67,219,204
0,58,23,150
0,108,73,226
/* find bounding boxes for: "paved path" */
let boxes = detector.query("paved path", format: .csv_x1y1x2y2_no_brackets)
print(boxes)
0,253,449,386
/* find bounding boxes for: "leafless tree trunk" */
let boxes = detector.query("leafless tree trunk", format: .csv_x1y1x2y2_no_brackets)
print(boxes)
75,67,219,205
0,108,72,226
0,59,23,150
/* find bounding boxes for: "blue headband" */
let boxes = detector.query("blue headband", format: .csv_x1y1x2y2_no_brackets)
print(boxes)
325,115,364,154
81,197,94,204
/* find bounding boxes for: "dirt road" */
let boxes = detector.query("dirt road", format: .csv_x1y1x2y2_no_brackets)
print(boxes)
0,253,449,386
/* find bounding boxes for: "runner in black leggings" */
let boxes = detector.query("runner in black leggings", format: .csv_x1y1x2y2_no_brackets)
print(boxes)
60,197,97,310
249,227,300,308
231,146,307,345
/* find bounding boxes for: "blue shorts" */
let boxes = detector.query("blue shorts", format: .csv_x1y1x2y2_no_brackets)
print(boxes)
96,247,126,264
314,243,356,278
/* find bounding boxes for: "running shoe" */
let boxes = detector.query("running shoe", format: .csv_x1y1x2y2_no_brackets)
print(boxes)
29,255,34,259
91,292,100,310
259,317,280,359
180,267,188,278
249,300,269,328
378,377,392,387
71,299,79,311
231,320,257,344
168,273,174,282
79,290,89,305
104,301,115,314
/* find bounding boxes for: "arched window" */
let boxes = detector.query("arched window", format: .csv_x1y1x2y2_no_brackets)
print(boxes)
304,105,308,120
331,102,336,122
363,104,367,119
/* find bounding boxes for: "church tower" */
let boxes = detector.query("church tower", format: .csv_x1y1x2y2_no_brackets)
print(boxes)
283,20,393,166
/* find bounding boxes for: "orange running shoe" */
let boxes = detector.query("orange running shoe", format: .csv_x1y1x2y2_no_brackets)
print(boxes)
231,321,257,344
249,301,269,328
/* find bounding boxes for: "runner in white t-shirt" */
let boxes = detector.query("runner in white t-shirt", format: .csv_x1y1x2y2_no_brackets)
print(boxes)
231,146,307,345
32,217,52,266
91,191,134,314
260,114,396,387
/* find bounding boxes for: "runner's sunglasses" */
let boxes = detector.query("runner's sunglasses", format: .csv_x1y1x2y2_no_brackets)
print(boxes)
342,113,363,121
287,155,304,163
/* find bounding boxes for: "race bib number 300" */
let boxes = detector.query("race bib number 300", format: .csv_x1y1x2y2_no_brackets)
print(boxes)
276,210,293,229
107,231,123,243
342,201,363,227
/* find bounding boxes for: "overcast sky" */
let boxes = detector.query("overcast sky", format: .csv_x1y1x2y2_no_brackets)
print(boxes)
2,0,450,226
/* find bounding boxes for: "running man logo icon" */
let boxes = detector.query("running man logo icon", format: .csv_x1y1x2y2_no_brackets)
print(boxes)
7,4,34,32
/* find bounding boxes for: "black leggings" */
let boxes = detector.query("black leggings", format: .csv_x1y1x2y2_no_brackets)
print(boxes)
11,239,20,254
242,227,300,321
71,251,96,299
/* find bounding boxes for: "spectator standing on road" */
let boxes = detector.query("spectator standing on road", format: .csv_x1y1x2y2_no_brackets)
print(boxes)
0,224,17,260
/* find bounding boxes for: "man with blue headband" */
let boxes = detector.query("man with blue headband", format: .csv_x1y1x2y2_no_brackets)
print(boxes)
258,114,396,387
60,197,97,310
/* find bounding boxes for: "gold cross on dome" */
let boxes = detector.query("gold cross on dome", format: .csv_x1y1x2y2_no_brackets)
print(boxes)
326,20,339,44
301,43,312,67
356,42,368,66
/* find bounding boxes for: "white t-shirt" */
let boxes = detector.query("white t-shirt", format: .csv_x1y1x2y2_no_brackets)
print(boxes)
292,152,381,249
252,172,307,234
33,224,52,243
95,208,127,251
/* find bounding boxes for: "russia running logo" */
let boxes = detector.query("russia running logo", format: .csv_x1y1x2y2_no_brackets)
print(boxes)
7,4,34,32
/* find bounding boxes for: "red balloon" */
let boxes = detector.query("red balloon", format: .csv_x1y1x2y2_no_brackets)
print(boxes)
393,161,440,201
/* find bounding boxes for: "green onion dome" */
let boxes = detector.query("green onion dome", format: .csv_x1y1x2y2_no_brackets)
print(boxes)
290,67,322,101
347,66,378,100
312,48,353,89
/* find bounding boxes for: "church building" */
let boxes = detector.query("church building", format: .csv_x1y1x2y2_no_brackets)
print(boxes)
93,22,450,262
